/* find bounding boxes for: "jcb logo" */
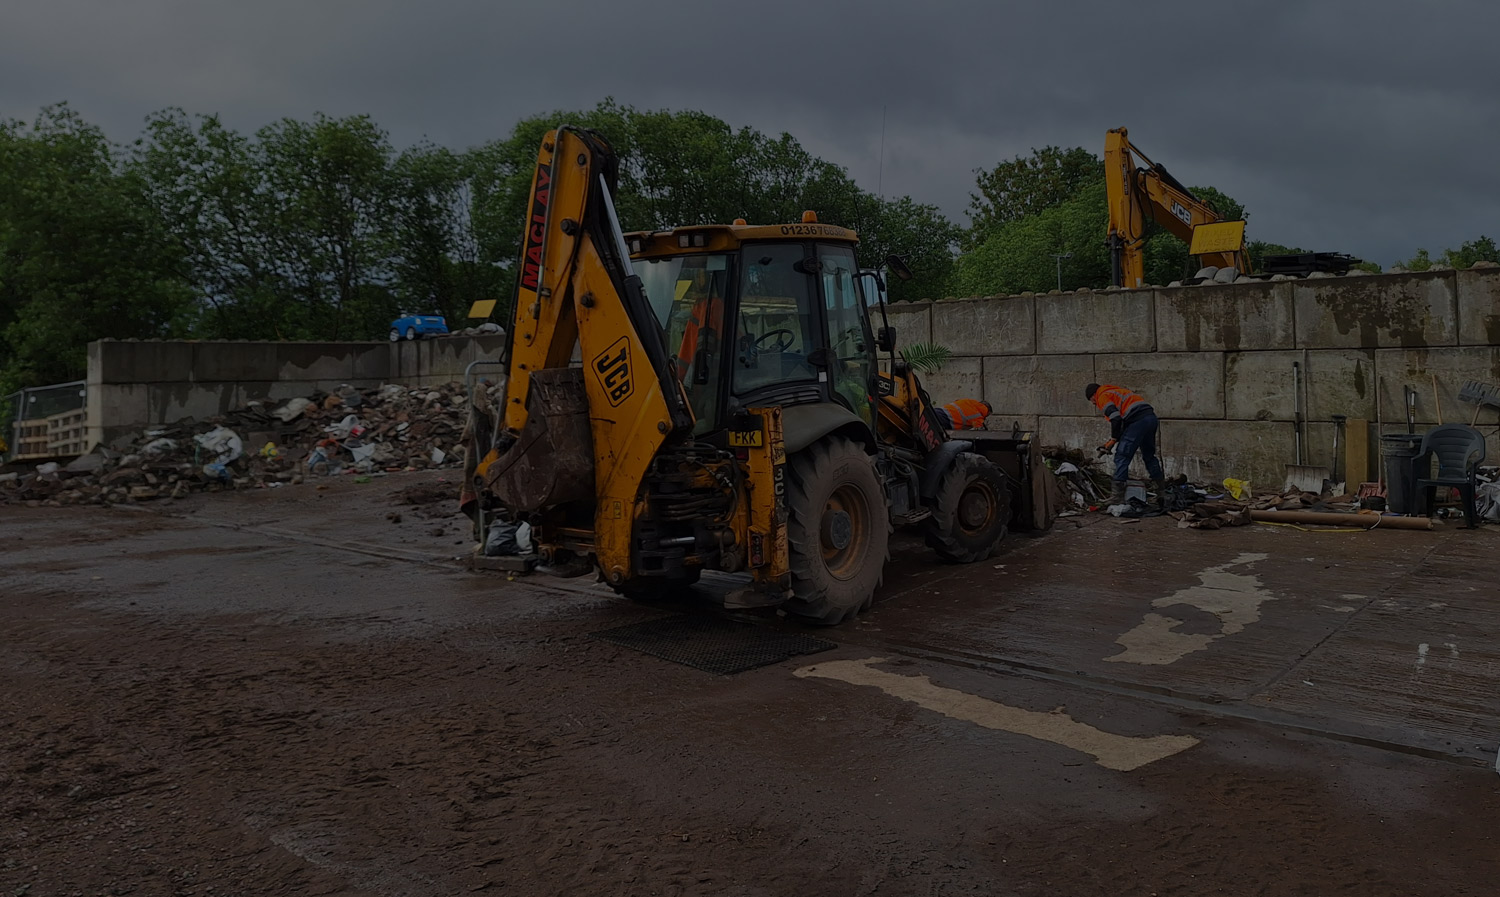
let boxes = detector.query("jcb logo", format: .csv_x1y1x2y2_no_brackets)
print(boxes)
593,337,633,407
1170,201,1193,226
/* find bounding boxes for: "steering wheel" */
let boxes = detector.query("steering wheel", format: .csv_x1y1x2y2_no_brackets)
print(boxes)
754,329,795,352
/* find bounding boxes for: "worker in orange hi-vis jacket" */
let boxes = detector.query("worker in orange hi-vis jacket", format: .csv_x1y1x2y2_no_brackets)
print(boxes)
1085,382,1165,507
939,398,991,430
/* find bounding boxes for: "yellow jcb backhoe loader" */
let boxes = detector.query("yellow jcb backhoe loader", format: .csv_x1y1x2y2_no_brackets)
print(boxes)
463,127,1046,624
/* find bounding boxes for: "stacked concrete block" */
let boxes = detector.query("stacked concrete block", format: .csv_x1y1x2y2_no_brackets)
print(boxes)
1095,352,1224,419
1224,350,1377,422
392,335,507,387
883,301,933,352
1037,290,1154,354
1456,267,1500,347
1373,346,1500,426
1294,271,1457,349
932,296,1035,356
87,337,496,449
921,268,1500,487
982,354,1094,418
918,357,983,407
1155,281,1294,352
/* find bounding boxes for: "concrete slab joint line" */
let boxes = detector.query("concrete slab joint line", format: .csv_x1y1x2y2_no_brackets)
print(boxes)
793,656,1198,771
1108,552,1274,666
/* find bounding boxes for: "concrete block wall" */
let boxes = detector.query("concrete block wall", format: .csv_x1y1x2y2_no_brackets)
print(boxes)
391,335,509,387
898,268,1500,488
87,336,507,446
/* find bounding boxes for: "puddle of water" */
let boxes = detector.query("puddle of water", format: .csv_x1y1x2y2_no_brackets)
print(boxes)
794,657,1197,772
1107,552,1273,666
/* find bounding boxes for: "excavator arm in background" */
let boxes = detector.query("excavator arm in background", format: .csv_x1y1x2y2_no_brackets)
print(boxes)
1105,127,1251,288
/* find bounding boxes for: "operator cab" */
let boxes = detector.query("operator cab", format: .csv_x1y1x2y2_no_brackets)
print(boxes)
626,214,877,442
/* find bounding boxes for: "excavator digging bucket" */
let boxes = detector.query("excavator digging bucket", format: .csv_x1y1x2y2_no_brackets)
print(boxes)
483,368,596,512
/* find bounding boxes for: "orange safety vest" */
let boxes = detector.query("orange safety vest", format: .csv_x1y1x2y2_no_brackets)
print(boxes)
942,398,990,430
1091,384,1147,423
675,294,724,373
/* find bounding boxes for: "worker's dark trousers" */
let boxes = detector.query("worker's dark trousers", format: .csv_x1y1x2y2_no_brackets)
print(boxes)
1114,411,1164,483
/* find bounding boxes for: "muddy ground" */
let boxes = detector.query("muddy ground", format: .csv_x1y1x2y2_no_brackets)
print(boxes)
2,472,1498,896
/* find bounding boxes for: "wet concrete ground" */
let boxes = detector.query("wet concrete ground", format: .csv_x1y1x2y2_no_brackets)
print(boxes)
2,473,1498,895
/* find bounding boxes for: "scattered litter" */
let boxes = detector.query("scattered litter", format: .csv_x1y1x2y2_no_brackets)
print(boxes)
193,426,244,464
2,380,481,508
485,519,523,556
271,397,314,422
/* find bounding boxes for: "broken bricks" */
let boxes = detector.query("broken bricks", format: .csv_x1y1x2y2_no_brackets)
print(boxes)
1,381,485,508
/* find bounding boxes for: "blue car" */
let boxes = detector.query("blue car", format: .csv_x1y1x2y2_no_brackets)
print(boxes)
389,312,449,341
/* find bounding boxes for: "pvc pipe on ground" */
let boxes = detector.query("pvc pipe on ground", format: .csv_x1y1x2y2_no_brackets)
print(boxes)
1248,509,1433,531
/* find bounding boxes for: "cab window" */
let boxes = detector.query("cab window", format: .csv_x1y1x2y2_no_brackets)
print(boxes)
634,253,730,433
732,244,818,396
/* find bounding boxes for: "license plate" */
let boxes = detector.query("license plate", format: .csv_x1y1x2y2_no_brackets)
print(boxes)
729,430,763,448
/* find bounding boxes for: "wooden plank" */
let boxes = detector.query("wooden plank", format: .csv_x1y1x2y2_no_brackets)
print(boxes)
1345,417,1371,483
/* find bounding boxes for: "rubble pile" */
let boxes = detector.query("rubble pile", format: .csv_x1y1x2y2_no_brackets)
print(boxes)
1171,488,1362,529
1,382,487,508
1042,446,1112,510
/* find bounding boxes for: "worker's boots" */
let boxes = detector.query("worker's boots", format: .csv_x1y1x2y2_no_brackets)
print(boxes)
1108,481,1128,507
1152,478,1168,509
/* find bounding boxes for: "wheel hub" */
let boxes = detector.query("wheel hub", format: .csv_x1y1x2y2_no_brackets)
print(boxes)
959,487,993,530
822,509,853,550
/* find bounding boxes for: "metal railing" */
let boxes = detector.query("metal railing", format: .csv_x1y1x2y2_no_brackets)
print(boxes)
4,380,87,462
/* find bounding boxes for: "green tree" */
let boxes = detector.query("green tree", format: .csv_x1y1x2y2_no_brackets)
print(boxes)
966,146,1102,248
0,105,192,394
467,100,958,309
387,143,504,329
1396,237,1498,272
1398,248,1434,272
953,180,1111,295
137,110,457,340
134,109,284,338
1442,235,1499,268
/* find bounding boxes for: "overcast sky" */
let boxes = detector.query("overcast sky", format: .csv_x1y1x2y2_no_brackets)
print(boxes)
4,0,1496,267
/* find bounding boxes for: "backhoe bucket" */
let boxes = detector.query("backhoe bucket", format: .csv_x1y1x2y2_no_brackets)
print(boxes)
483,368,595,511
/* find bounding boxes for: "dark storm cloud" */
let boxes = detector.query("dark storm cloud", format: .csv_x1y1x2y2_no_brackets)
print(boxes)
5,0,1497,266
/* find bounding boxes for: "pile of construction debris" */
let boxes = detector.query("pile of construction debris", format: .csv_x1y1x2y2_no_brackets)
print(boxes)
1168,489,1340,529
1,382,489,508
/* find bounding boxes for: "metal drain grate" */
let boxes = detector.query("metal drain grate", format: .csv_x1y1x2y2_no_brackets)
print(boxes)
591,615,836,675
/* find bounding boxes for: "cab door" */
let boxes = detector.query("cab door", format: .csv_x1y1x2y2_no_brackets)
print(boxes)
816,244,876,425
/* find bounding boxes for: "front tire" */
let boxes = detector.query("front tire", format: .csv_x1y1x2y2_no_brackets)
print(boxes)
405,326,417,341
388,328,400,342
925,452,1010,563
783,436,890,625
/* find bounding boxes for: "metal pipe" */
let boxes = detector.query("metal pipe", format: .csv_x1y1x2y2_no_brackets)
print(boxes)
1292,361,1303,464
1249,509,1432,530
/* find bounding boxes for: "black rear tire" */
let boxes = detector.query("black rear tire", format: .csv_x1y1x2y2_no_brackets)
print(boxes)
782,436,890,625
925,452,1010,563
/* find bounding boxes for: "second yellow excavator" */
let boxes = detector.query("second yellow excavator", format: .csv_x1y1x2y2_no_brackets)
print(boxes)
1106,127,1359,287
1105,127,1252,289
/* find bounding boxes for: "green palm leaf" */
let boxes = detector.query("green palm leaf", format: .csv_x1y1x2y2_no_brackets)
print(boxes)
898,342,953,374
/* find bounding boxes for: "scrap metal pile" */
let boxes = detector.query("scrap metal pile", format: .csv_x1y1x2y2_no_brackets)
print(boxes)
1,382,485,507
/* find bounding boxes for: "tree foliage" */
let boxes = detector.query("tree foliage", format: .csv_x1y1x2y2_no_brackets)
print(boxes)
954,180,1111,296
967,146,1102,249
468,100,957,304
957,146,1269,295
0,105,192,395
1400,235,1499,271
134,110,500,341
0,100,962,393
